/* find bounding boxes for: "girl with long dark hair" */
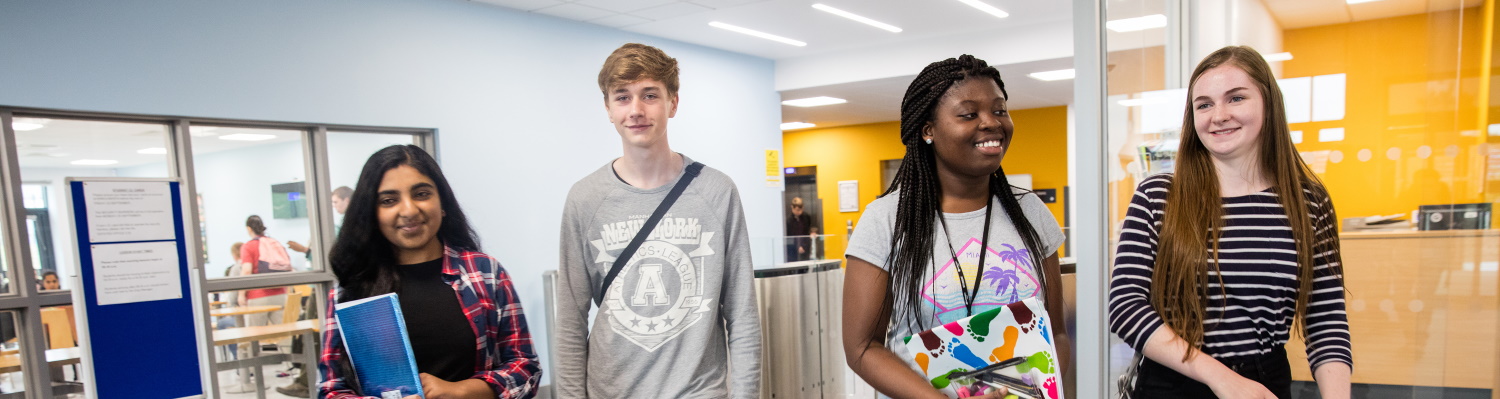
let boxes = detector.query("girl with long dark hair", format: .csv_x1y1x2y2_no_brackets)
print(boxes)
842,55,1070,399
317,145,540,399
1107,46,1352,399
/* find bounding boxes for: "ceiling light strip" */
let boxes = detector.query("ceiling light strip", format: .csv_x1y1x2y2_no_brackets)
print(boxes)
956,0,1009,19
1106,14,1167,32
781,122,817,130
1263,52,1293,62
709,21,807,47
812,4,902,33
1028,69,1076,81
782,96,848,107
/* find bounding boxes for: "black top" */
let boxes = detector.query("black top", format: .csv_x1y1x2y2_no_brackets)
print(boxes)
786,212,813,235
398,257,477,382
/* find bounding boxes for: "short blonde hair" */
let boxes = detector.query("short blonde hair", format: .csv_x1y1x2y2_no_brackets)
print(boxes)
598,43,680,100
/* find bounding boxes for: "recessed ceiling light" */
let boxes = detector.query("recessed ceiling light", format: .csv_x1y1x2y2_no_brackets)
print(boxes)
189,126,219,137
71,159,118,166
956,0,1009,18
1347,0,1382,4
1118,98,1169,107
1028,69,1076,81
11,118,50,132
782,96,848,107
709,21,807,47
812,4,902,33
1107,14,1167,32
219,133,277,141
1263,52,1293,62
137,147,168,155
781,122,817,130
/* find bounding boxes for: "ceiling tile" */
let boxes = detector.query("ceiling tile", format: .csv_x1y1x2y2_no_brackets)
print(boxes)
1348,0,1426,22
1264,0,1350,29
590,13,654,28
470,0,566,12
573,0,676,13
630,2,713,20
688,0,769,10
533,3,616,21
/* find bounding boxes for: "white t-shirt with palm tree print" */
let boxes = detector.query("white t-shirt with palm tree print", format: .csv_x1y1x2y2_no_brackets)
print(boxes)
846,187,1065,356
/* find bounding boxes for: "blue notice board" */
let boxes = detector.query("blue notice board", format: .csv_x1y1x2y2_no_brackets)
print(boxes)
68,179,204,398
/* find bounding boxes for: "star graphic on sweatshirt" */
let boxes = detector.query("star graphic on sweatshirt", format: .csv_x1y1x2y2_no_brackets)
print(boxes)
664,315,675,327
630,317,640,327
646,321,658,332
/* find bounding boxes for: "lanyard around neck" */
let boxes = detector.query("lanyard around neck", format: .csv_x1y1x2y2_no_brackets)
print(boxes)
937,196,994,317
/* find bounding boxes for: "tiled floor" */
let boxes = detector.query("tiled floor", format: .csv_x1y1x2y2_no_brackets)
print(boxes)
216,362,310,399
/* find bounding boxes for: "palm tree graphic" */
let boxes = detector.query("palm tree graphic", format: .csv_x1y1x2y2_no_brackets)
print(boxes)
985,244,1032,303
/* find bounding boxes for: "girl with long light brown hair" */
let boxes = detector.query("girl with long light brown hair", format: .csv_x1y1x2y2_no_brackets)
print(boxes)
1108,46,1352,399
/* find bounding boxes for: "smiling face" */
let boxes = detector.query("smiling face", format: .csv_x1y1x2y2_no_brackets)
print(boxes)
923,77,1013,179
1191,64,1265,164
375,165,445,265
606,78,679,150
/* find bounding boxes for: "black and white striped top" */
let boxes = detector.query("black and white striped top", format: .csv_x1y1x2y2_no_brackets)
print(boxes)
1108,173,1353,371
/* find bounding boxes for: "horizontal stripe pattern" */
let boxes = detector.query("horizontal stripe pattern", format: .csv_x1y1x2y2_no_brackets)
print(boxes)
1107,174,1353,371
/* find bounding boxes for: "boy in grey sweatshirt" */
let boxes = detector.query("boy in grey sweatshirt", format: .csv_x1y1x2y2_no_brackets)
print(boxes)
554,43,761,398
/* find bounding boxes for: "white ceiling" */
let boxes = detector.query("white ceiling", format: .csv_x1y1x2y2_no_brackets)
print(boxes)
13,118,302,170
474,0,1078,128
779,56,1077,128
1264,0,1483,30
473,0,1072,59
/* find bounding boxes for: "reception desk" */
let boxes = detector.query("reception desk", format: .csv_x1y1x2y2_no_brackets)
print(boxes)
1285,230,1499,390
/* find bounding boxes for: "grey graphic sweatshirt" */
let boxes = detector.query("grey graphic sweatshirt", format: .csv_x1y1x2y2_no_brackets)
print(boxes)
555,154,761,398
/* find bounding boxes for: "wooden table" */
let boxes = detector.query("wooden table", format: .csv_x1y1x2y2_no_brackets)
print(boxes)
0,347,80,373
210,305,281,318
212,319,320,399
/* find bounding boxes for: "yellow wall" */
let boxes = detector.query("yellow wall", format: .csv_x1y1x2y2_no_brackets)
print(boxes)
782,106,1072,263
1283,8,1491,221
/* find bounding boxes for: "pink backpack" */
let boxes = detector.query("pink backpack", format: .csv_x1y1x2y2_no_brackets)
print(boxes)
252,236,294,274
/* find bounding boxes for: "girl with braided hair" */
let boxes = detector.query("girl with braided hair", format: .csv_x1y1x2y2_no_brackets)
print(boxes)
842,54,1070,399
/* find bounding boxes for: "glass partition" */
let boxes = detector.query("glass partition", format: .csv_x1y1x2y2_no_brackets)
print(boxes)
190,126,313,280
0,312,24,397
13,118,173,295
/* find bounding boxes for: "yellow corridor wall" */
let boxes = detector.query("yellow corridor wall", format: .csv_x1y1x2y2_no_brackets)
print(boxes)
782,106,1071,265
1282,8,1489,221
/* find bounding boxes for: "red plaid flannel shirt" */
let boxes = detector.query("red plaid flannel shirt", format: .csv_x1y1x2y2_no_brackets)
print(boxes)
318,246,541,398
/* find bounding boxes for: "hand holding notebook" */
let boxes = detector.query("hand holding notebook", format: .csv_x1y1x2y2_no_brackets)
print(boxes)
335,293,425,399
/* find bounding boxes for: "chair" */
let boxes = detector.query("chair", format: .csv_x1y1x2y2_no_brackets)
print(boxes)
39,307,78,383
39,307,74,350
281,286,311,324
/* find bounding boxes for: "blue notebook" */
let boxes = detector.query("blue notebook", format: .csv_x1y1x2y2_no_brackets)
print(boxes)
335,293,424,399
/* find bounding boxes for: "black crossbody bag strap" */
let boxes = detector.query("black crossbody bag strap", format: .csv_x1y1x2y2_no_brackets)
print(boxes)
594,162,704,306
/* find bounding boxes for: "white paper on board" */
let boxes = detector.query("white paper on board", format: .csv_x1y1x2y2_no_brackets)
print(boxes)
83,181,176,243
91,241,182,306
838,180,859,212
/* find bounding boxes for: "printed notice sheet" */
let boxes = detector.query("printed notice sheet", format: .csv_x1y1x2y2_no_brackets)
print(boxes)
92,241,182,306
83,181,175,243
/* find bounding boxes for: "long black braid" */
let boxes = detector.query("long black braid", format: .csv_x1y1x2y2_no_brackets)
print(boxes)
881,54,1051,335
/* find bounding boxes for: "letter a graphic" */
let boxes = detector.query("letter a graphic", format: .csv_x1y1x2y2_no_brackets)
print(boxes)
632,264,669,306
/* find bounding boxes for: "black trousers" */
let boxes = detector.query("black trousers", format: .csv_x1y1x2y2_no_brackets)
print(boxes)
1133,345,1293,399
